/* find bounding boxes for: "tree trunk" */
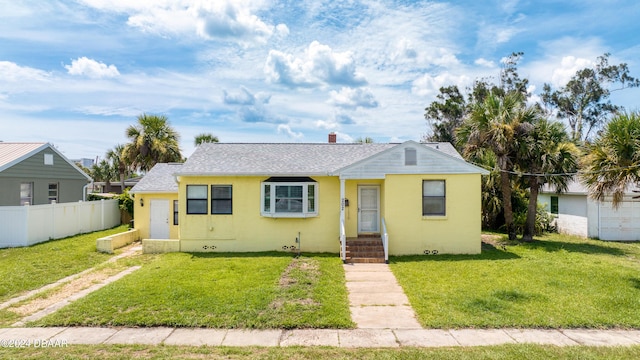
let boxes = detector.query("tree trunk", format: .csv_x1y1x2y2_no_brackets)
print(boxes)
119,171,125,193
522,176,540,242
499,165,516,240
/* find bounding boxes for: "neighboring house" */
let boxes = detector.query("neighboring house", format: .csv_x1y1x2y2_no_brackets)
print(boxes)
0,142,91,206
131,139,489,258
92,176,142,194
539,180,640,241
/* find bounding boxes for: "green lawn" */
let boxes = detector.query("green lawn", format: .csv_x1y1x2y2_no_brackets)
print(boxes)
35,253,353,329
1,344,640,360
0,225,128,303
390,233,640,328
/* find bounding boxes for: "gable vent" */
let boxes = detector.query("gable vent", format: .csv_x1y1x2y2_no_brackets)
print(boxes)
405,148,417,166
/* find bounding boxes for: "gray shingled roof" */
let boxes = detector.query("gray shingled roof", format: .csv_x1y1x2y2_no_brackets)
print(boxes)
176,142,463,176
130,163,182,193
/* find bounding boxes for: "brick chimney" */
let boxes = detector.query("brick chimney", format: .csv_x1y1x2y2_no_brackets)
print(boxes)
328,132,337,143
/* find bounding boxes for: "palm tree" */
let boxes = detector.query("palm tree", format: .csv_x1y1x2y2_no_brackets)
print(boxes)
91,159,117,193
106,144,128,191
581,111,640,207
124,113,182,172
517,118,579,241
457,92,536,240
354,137,375,144
194,133,219,146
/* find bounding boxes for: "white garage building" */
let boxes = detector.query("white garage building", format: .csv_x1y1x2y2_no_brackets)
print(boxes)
539,180,640,241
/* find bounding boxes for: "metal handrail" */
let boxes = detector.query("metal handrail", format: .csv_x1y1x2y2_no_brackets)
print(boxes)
340,220,346,262
381,217,389,264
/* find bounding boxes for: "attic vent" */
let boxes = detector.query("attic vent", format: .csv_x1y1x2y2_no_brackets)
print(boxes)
44,153,54,165
405,148,417,166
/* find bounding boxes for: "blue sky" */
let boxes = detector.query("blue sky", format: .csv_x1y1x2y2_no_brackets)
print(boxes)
2,0,640,160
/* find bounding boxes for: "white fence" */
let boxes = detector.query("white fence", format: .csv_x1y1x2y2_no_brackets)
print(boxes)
0,199,121,248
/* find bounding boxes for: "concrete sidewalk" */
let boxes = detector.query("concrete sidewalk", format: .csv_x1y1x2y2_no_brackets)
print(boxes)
343,263,421,329
2,327,640,347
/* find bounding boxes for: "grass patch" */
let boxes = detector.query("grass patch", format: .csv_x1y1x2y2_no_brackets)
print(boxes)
2,344,640,359
0,225,128,303
390,233,640,328
35,253,352,329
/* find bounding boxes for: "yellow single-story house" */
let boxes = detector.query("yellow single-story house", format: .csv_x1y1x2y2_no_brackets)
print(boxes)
130,140,488,262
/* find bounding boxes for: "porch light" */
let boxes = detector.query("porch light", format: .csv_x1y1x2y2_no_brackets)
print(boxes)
140,198,144,207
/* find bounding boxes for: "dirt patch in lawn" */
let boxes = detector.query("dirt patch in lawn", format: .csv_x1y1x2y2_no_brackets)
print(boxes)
4,242,143,322
270,257,321,309
481,234,506,247
278,257,320,288
8,267,121,316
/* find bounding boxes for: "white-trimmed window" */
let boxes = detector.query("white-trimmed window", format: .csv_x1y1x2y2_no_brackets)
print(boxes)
20,182,33,206
422,180,445,216
186,185,208,214
48,183,58,203
261,177,317,217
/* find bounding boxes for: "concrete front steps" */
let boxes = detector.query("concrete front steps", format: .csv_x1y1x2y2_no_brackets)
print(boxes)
345,236,385,264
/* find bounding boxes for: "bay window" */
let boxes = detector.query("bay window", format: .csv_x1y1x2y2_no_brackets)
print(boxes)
261,177,317,217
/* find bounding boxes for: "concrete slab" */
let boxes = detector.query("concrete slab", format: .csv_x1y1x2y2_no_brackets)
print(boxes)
394,329,460,347
449,329,516,346
164,328,226,346
346,282,405,293
338,329,398,347
616,330,640,343
104,327,173,345
504,329,579,346
343,264,390,272
562,329,640,346
0,328,10,336
348,292,410,306
280,329,340,347
222,329,282,347
345,272,398,282
0,327,66,340
350,306,421,329
50,327,118,344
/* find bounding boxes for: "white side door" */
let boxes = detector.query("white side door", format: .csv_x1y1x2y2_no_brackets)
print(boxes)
150,199,170,239
358,186,380,233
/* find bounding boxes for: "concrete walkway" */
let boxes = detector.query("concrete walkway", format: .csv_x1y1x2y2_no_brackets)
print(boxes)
2,327,640,347
344,263,421,329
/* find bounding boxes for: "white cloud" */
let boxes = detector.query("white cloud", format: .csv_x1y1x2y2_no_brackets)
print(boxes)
80,0,278,44
275,23,289,37
0,61,50,82
277,124,303,139
264,41,367,88
223,86,256,105
392,38,418,61
65,57,120,78
328,87,378,109
474,58,495,67
334,131,354,143
315,119,338,130
550,56,594,87
194,2,275,43
411,73,471,97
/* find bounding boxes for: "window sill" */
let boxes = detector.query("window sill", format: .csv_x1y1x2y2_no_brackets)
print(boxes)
261,213,318,218
422,215,447,220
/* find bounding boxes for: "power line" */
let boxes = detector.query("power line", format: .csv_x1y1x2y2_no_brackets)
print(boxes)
469,161,640,177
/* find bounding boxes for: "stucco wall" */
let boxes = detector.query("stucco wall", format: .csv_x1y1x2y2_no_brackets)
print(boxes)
133,193,179,240
383,173,482,255
177,176,341,253
140,173,483,255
